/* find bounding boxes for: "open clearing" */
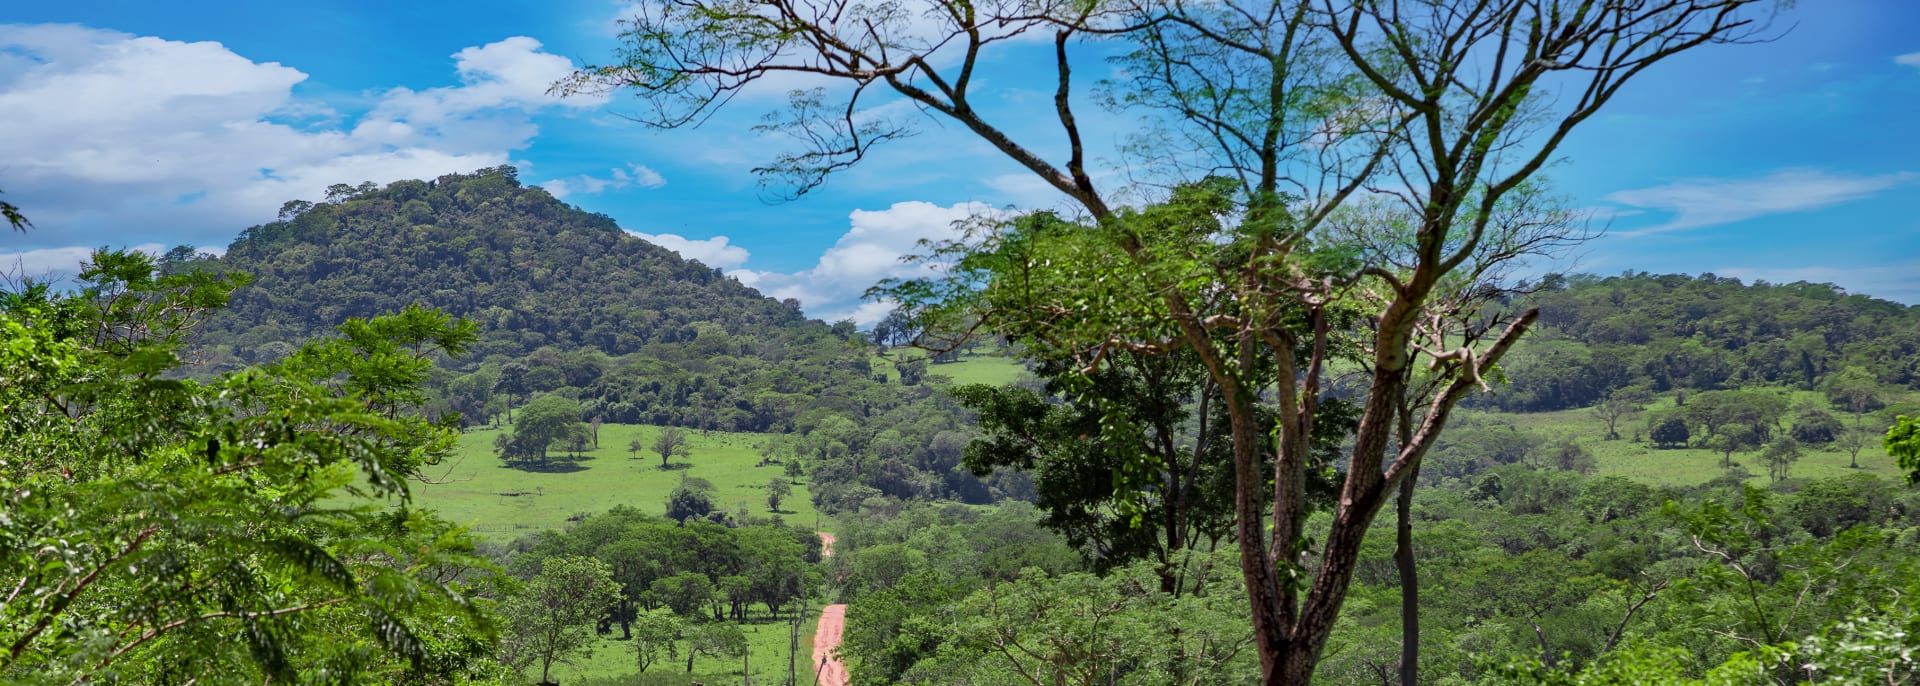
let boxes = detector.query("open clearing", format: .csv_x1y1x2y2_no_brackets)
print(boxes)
412,423,824,543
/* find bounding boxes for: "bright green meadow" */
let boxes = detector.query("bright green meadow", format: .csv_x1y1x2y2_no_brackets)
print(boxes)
412,424,825,543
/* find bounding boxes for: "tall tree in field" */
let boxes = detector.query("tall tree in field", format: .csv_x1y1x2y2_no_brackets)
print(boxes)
654,426,692,469
504,394,585,468
566,1,1777,682
1825,367,1884,469
768,475,793,512
494,362,529,421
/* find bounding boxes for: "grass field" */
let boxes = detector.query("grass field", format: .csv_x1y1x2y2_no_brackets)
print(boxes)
874,348,1030,387
1488,389,1909,487
412,424,825,543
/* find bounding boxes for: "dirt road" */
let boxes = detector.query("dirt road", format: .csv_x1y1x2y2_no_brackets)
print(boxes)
812,531,847,685
811,602,849,686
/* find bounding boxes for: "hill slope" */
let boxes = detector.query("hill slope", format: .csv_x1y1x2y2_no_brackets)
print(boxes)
1482,273,1920,413
186,167,1020,511
192,167,882,433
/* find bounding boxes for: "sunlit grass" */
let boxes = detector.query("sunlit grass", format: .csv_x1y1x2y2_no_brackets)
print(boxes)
412,424,825,543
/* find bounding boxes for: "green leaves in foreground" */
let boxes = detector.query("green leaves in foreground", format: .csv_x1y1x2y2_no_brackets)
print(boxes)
0,250,502,684
1887,415,1920,485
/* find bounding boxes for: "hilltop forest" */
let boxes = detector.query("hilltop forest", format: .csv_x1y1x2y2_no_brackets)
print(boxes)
6,1,1920,685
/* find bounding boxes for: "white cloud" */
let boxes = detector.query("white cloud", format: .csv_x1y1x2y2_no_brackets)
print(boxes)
1896,52,1920,69
730,200,1000,324
626,231,751,269
541,163,665,199
1605,169,1916,236
0,25,599,250
1716,260,1920,305
0,243,166,283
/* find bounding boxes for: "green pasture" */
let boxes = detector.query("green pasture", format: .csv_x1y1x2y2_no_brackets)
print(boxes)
411,424,824,543
1489,389,1909,487
873,348,1030,387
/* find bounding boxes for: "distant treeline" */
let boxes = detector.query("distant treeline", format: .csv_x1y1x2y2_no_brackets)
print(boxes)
1480,273,1920,412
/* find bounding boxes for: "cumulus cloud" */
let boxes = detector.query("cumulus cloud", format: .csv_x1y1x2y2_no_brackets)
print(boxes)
541,163,666,198
626,230,751,269
0,24,599,251
730,200,999,324
1605,169,1916,236
0,242,166,284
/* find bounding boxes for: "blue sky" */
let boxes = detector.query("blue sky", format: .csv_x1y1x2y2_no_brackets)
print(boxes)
3,1,1917,322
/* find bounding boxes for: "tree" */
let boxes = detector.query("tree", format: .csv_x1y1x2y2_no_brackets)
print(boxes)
651,572,717,618
570,0,1776,681
564,423,593,457
0,252,498,683
895,357,928,386
501,556,622,685
666,476,717,524
1790,409,1843,446
1827,368,1886,469
1651,417,1692,449
767,475,792,512
503,394,585,468
1708,425,1764,470
494,361,530,421
654,426,691,469
1550,438,1596,475
632,608,683,672
1760,438,1803,483
1591,391,1645,441
683,622,747,673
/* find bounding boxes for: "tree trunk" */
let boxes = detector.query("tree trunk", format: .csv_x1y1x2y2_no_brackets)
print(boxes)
1395,471,1419,686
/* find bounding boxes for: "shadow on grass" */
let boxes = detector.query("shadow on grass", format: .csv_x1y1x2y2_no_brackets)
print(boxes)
506,460,592,474
655,463,692,471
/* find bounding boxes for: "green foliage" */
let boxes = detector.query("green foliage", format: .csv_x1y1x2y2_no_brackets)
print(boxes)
186,169,1003,509
766,475,791,512
1759,438,1804,483
665,477,717,524
681,623,746,673
1487,274,1920,413
630,609,682,672
898,553,1259,685
0,187,28,231
1651,416,1692,449
1888,415,1920,484
497,393,587,469
0,251,499,684
652,425,691,469
196,168,914,435
500,555,622,684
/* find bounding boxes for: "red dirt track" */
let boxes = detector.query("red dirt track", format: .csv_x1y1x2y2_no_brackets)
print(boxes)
810,603,848,686
811,531,847,685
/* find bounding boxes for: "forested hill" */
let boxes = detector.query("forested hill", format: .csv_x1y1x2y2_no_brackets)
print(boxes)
1485,272,1920,412
187,167,907,436
201,166,810,357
